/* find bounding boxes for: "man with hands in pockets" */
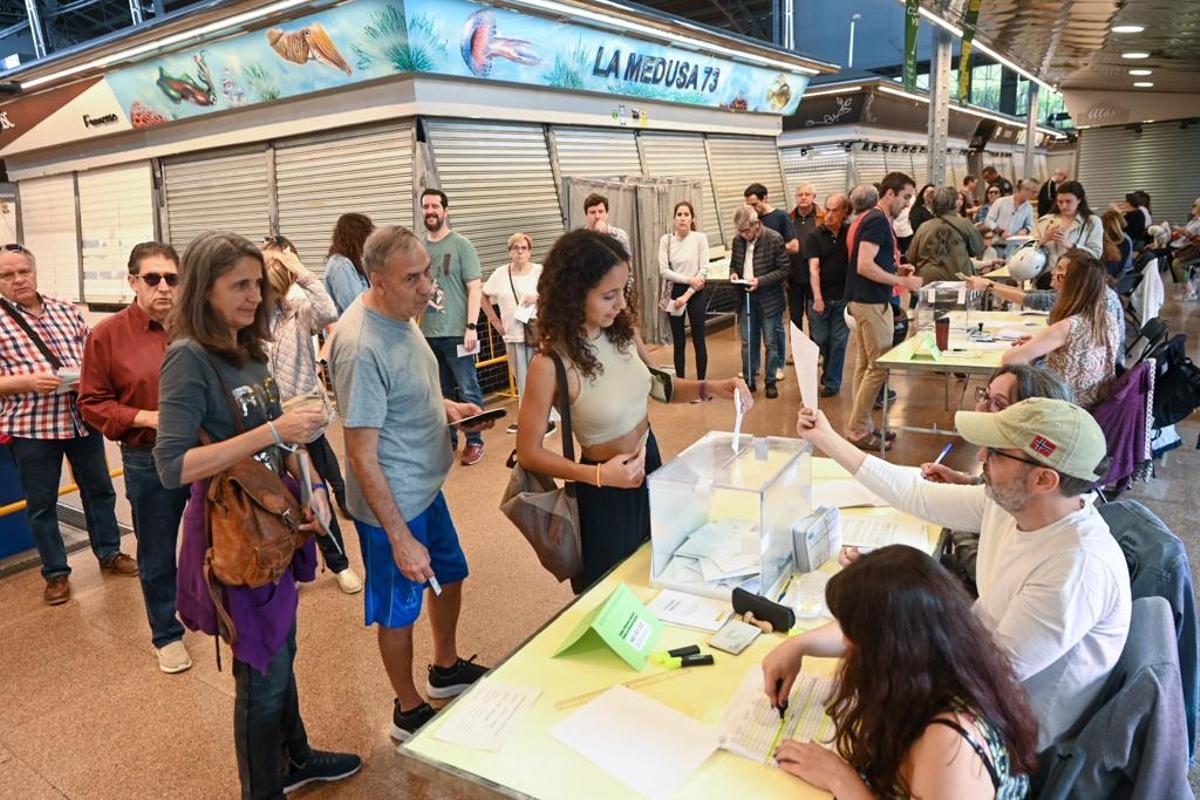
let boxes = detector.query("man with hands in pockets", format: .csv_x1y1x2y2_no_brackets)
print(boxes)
329,225,493,742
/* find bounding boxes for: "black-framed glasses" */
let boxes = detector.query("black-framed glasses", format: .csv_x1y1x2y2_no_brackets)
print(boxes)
974,387,1011,411
985,447,1048,469
2,243,29,254
137,272,179,287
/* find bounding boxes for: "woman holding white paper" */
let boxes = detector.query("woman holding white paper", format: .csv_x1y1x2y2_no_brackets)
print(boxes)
482,232,545,434
761,547,1037,799
658,201,711,381
516,229,750,593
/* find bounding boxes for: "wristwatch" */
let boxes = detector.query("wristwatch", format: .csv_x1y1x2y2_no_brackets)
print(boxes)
465,322,478,331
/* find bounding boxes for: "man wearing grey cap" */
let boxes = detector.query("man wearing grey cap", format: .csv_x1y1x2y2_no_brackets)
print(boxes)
777,398,1130,749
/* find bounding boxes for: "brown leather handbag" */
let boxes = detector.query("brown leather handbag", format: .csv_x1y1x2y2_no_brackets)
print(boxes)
200,359,308,646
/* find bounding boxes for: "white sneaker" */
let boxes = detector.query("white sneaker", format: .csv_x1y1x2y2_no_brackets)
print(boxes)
336,568,364,594
775,368,785,381
157,640,192,674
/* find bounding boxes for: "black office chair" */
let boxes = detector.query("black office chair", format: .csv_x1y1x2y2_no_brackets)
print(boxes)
1125,317,1169,365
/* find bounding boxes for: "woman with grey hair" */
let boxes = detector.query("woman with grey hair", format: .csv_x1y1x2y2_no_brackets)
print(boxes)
906,185,986,283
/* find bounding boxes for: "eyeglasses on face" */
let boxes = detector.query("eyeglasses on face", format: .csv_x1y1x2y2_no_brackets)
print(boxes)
974,387,1011,411
136,272,179,287
985,446,1046,469
2,243,30,254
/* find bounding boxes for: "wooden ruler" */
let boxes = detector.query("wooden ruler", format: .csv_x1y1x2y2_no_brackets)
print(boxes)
554,669,693,711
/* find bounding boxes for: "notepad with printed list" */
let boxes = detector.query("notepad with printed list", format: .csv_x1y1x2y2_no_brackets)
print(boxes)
717,667,836,764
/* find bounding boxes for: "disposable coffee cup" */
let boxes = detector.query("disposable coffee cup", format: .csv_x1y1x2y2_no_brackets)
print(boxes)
935,315,950,350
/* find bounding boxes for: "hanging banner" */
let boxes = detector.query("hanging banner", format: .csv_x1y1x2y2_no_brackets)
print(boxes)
902,0,920,93
957,0,982,104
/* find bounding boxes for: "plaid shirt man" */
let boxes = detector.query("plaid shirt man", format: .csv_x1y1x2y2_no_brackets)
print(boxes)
0,294,89,439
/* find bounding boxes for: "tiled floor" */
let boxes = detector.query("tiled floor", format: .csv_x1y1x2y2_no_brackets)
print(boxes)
1,296,1198,799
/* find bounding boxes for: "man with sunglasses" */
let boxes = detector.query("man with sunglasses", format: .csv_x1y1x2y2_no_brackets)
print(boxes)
78,242,192,672
794,397,1130,749
0,243,135,606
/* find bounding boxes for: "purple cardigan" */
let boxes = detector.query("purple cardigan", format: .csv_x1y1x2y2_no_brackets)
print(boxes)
1092,361,1153,489
176,478,317,673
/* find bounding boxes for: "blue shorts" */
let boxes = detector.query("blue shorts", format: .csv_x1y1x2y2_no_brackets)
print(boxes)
353,492,469,629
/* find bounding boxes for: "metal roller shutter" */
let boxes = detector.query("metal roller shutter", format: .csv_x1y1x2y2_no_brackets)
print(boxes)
1078,123,1200,223
885,151,916,181
551,127,642,181
17,175,80,302
162,147,270,253
424,119,565,275
275,121,415,278
77,162,156,303
780,146,850,206
852,151,890,186
912,150,931,184
707,135,785,245
948,152,969,187
639,132,725,247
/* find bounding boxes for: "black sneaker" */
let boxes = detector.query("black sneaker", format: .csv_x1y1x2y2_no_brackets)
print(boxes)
391,701,437,742
426,655,488,700
874,388,897,409
283,750,362,794
764,383,779,399
544,421,558,438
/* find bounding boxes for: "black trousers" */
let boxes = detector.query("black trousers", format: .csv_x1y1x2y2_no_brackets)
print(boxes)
667,283,708,379
304,434,349,573
572,432,663,595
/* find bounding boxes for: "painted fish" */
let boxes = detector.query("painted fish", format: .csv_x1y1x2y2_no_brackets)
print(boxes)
155,51,215,106
267,22,352,75
460,10,541,77
767,75,792,110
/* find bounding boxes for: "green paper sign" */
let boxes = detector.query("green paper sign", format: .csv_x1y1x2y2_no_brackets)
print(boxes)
912,331,943,362
903,0,920,94
554,583,663,671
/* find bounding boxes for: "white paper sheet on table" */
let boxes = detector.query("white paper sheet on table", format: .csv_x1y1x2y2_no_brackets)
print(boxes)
647,589,733,632
840,517,928,551
432,681,541,752
812,479,888,508
718,668,836,764
513,304,535,324
550,686,719,799
789,323,819,409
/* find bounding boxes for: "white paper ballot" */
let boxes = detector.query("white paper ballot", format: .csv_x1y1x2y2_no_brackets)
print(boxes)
840,517,929,551
811,479,888,508
789,323,820,410
514,304,536,324
732,391,746,453
551,686,719,799
647,589,733,632
457,340,482,358
432,681,541,752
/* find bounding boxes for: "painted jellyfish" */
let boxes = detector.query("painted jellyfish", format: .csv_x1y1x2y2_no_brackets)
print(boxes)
460,10,541,77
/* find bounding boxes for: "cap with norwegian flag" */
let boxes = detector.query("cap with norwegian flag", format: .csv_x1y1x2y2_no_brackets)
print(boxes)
954,397,1107,482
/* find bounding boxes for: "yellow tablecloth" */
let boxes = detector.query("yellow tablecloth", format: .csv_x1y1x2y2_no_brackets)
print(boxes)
876,310,1047,375
401,459,939,799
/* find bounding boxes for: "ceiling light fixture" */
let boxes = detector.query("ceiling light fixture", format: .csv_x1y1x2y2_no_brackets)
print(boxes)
1133,82,1155,88
1128,69,1153,76
801,85,864,98
1122,52,1150,59
1111,24,1145,34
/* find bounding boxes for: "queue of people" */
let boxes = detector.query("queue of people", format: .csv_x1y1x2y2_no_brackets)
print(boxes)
0,159,1186,799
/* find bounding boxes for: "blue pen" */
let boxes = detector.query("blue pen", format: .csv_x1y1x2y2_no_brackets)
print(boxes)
933,443,953,465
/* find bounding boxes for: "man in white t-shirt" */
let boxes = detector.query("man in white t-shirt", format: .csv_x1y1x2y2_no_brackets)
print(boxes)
785,398,1130,749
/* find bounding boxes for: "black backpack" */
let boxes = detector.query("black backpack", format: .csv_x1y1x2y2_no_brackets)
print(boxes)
1149,334,1200,427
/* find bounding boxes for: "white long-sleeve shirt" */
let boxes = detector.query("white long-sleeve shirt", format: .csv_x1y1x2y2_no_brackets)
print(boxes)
1035,212,1105,264
658,231,711,284
855,456,1131,749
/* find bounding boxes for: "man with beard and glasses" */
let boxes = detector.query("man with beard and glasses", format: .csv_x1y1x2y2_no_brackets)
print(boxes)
792,398,1130,750
418,188,486,466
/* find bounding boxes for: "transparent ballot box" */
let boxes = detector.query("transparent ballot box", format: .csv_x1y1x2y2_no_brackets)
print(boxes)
914,280,983,332
649,432,813,600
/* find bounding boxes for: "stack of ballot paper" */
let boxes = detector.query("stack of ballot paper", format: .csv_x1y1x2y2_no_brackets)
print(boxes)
661,520,761,590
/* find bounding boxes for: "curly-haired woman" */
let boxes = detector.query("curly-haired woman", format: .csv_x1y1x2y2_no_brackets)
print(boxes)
761,546,1038,799
515,229,751,593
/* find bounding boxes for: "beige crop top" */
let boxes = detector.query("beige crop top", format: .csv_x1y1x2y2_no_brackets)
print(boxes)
567,333,652,447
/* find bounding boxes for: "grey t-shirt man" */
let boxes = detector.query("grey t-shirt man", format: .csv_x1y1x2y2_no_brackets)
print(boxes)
329,298,454,522
420,231,481,339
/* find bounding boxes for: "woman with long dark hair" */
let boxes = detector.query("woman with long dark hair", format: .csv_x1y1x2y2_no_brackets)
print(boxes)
908,183,937,236
658,200,711,381
155,232,360,797
323,213,375,315
1001,248,1117,408
515,229,750,592
762,546,1038,798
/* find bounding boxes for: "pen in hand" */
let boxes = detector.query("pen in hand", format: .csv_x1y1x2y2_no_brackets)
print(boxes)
933,443,953,466
774,678,788,720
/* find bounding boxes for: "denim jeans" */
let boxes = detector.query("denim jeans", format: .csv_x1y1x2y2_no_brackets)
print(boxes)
426,336,484,447
9,430,121,578
303,435,349,573
234,625,310,800
807,298,850,393
121,447,188,648
740,303,783,385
